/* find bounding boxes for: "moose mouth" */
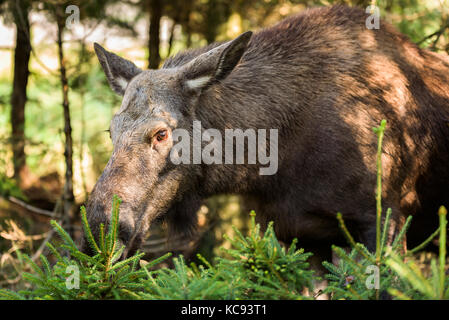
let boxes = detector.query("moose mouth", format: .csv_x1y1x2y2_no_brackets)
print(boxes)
118,211,149,259
118,229,144,260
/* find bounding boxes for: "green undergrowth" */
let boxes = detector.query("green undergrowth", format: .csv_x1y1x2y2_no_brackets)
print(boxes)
0,196,315,300
1,120,448,300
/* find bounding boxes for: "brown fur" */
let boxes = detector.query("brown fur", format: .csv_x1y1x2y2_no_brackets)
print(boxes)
86,5,449,258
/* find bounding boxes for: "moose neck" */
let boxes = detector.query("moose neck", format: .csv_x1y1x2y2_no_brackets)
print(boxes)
192,74,303,198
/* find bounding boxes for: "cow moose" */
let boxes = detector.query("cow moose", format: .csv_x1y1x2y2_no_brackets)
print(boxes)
85,5,449,261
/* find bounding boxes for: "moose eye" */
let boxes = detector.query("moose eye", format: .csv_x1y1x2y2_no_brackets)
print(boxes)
155,129,168,142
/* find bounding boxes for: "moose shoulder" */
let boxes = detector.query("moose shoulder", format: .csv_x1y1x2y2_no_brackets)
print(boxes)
85,5,449,258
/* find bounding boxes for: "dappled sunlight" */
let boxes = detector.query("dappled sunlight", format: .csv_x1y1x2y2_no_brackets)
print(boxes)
1,0,449,302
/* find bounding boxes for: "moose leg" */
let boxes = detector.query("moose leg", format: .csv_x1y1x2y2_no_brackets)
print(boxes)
357,204,404,253
301,243,333,299
164,193,203,238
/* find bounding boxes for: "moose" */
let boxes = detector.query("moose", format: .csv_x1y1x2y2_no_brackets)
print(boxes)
84,5,449,261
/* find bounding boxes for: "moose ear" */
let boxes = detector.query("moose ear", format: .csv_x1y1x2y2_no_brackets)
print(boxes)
181,31,253,93
94,43,142,96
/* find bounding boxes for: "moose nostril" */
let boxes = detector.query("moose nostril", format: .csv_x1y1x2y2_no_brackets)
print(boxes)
118,224,133,245
118,223,146,259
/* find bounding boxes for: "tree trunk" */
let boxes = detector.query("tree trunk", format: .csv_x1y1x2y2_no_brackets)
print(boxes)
204,0,231,44
167,19,177,57
56,19,75,223
10,0,31,186
148,0,162,69
78,40,89,201
182,0,193,48
205,0,219,44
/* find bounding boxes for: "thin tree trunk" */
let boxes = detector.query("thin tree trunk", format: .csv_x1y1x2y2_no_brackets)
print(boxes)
205,0,219,44
185,22,192,48
148,0,162,69
183,0,193,48
167,19,177,57
56,19,75,224
79,88,88,201
10,0,31,185
78,40,88,201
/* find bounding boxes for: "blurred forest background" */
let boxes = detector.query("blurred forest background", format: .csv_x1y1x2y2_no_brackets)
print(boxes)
0,0,448,286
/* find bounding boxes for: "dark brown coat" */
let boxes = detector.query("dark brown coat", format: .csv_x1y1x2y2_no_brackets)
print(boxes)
87,5,449,257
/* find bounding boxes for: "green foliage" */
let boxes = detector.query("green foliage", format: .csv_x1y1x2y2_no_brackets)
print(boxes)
1,197,448,300
215,211,314,299
0,173,24,199
0,197,314,300
134,212,314,300
386,206,449,300
322,120,449,300
0,135,25,199
0,195,172,300
139,255,229,299
323,209,413,300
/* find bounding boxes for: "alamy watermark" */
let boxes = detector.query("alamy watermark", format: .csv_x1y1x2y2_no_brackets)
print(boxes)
344,265,380,290
366,5,380,30
65,5,80,29
169,121,279,176
365,265,380,290
65,265,80,289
